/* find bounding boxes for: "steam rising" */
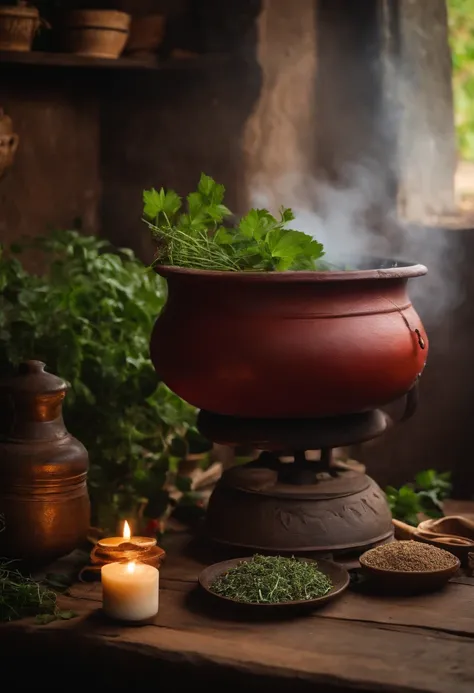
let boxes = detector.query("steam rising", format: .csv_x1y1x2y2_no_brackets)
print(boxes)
244,0,462,326
249,165,463,326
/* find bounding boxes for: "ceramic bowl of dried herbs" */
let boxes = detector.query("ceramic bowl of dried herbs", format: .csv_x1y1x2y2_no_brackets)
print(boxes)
198,554,349,611
359,541,461,594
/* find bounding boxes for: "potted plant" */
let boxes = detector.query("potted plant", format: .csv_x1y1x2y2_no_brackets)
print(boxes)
0,0,41,51
62,6,131,59
0,229,213,536
145,174,429,420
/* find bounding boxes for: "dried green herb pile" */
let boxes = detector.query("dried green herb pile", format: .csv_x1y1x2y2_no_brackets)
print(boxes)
0,561,76,624
362,541,458,572
210,555,333,604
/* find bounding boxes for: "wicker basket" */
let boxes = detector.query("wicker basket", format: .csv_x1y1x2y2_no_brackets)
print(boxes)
64,10,131,60
0,4,40,52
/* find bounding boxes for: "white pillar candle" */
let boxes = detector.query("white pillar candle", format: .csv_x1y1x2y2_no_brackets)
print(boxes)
101,561,159,622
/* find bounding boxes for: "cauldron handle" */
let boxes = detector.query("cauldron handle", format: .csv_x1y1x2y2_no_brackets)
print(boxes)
399,378,420,422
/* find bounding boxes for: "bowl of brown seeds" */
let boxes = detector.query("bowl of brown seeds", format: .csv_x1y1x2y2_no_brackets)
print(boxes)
359,540,461,594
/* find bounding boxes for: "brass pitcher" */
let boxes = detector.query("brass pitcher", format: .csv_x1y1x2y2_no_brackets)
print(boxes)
0,361,90,565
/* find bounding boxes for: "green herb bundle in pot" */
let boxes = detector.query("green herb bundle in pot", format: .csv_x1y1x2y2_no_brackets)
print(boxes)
0,230,210,534
143,173,326,272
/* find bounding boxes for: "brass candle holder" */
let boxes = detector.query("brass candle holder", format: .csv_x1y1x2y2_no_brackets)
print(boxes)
80,522,165,580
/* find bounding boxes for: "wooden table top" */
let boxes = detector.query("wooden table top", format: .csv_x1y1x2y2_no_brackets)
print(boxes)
1,523,474,693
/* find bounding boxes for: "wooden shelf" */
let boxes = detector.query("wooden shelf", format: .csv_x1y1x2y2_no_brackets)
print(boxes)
0,50,227,72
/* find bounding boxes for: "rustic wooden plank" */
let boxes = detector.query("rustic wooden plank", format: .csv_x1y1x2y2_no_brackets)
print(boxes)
317,583,474,636
68,571,474,639
158,534,474,637
4,584,474,693
7,523,474,692
62,528,474,641
443,500,474,516
5,529,474,692
0,50,228,72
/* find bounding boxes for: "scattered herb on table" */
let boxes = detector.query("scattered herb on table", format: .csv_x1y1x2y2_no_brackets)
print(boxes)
386,470,452,526
143,173,325,272
0,560,77,624
209,555,332,604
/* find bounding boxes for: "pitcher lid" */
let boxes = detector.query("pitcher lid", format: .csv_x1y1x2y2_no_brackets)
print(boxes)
0,360,68,396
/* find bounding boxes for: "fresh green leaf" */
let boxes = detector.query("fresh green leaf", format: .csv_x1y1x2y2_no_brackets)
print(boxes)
143,188,182,220
279,207,296,224
238,209,277,240
197,173,225,205
143,188,162,219
187,192,205,219
385,469,452,526
414,470,436,489
415,469,452,497
213,227,234,245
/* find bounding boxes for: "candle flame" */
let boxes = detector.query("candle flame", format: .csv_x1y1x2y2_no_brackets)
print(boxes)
127,560,136,574
123,520,131,540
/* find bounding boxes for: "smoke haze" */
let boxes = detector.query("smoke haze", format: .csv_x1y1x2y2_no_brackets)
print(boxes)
249,163,463,326
244,0,463,326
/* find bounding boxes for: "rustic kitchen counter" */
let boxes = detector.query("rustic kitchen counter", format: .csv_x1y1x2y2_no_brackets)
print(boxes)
1,525,473,693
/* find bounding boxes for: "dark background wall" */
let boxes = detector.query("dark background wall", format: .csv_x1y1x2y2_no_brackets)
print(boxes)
355,227,474,497
1,0,472,495
0,74,101,246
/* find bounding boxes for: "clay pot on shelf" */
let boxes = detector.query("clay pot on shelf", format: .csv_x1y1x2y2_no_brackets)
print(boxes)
64,10,131,59
150,260,428,419
0,361,90,566
0,3,40,51
0,108,19,178
125,13,165,60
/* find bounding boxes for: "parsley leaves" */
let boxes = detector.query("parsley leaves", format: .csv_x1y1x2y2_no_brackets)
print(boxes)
143,173,325,272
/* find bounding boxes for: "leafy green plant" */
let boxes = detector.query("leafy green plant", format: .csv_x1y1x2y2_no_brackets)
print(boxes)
385,470,452,526
0,230,209,533
448,0,474,161
143,173,325,272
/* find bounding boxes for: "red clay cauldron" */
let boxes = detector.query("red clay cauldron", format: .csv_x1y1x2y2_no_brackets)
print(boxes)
150,261,428,418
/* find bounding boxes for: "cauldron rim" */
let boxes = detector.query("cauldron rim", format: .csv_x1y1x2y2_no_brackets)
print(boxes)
154,258,427,284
